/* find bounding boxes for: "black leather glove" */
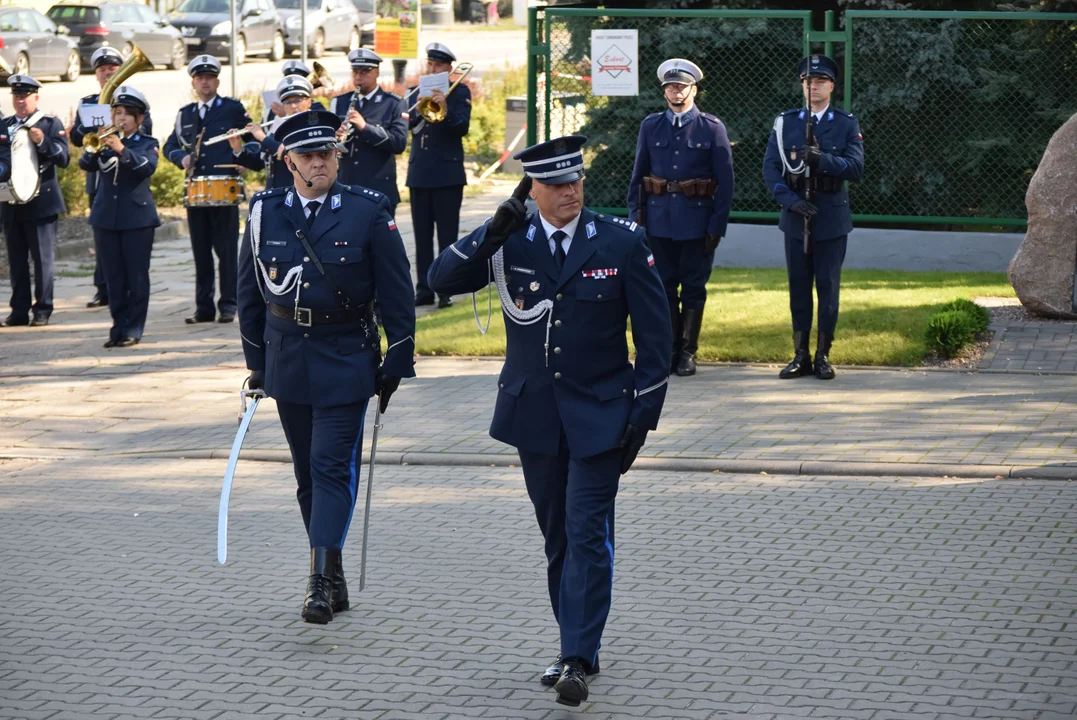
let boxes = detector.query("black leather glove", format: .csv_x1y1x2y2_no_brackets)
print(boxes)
800,144,822,168
618,423,649,475
704,233,721,254
790,200,818,218
485,176,532,247
375,372,401,414
247,370,265,390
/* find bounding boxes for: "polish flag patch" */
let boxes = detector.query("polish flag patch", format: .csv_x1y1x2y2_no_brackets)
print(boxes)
647,254,655,267
388,219,397,230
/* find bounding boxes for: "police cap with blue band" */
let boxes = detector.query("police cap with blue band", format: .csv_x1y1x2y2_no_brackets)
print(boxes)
91,47,124,68
514,135,586,186
282,59,311,77
112,85,149,114
798,54,838,81
425,42,456,64
273,109,341,153
7,74,41,94
348,48,382,69
187,54,222,77
277,75,313,101
657,58,702,86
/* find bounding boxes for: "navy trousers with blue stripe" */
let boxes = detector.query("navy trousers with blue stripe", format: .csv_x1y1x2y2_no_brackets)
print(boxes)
276,399,369,549
517,438,620,668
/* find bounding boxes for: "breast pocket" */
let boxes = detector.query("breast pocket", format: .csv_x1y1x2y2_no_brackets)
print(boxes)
258,246,298,285
576,281,621,304
323,245,369,288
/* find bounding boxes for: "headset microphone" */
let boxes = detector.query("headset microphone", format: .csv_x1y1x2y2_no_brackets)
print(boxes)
289,160,314,188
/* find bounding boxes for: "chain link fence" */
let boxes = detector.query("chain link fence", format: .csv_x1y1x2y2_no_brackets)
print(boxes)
530,8,1077,227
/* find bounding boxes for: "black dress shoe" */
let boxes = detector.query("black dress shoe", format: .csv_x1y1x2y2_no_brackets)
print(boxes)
116,337,139,348
814,332,836,380
331,553,349,613
302,547,340,625
437,294,453,309
29,314,50,327
103,339,118,348
541,654,599,687
185,313,215,324
779,331,813,379
554,658,590,707
86,291,108,308
414,293,435,307
217,312,235,323
0,314,29,327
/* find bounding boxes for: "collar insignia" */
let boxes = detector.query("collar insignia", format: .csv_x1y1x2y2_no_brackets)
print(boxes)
586,221,596,238
331,194,341,209
285,191,293,207
526,225,536,241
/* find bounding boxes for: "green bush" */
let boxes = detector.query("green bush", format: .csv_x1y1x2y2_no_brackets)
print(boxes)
925,308,980,359
463,65,529,165
58,145,89,216
151,156,188,208
936,298,990,334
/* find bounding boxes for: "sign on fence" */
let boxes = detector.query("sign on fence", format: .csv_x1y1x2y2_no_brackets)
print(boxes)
591,29,638,96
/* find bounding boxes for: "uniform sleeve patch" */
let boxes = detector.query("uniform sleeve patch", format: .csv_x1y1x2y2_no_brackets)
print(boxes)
647,254,655,267
388,219,397,230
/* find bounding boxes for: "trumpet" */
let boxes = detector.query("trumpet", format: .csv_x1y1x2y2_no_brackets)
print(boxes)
409,62,473,123
204,120,274,146
83,125,125,153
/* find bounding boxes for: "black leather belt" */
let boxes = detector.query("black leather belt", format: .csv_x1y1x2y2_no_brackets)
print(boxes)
269,301,371,328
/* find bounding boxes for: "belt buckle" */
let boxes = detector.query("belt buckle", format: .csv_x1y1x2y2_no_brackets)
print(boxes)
295,307,313,327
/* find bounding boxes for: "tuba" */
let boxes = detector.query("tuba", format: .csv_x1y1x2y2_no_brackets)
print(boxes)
310,61,335,92
411,62,473,123
83,45,153,154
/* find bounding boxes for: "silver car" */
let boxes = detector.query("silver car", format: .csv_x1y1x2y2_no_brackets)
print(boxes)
275,0,361,58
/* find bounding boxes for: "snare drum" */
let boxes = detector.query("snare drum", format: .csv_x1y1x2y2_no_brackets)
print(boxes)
184,175,246,207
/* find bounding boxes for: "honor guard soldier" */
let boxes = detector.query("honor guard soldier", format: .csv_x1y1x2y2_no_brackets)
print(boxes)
429,136,672,708
71,47,154,310
333,48,407,213
241,75,316,189
407,41,471,308
627,59,734,377
1,75,70,328
78,86,159,348
164,54,261,325
762,54,863,380
237,109,416,625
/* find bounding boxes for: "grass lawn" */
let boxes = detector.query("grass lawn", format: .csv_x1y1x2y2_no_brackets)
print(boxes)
414,268,1015,366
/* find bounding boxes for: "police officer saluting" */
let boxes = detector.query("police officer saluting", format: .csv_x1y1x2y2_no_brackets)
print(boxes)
237,109,416,624
429,136,671,707
408,42,471,308
71,47,153,310
78,86,159,348
627,59,734,377
763,54,863,380
1,75,69,328
333,48,407,214
241,75,316,189
164,55,261,325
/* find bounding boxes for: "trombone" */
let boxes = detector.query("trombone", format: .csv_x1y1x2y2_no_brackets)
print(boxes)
408,62,473,123
204,120,275,146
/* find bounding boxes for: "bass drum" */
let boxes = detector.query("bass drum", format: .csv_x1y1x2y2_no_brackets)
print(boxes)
0,125,41,204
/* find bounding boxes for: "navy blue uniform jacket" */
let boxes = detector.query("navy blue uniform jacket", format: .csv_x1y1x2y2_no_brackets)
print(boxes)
333,88,407,204
2,113,69,220
0,121,10,183
627,106,735,240
428,209,672,459
163,96,261,177
78,133,160,230
762,106,864,241
405,83,471,188
237,182,417,408
70,92,153,195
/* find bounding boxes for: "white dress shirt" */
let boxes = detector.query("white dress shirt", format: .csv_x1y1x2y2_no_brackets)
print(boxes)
299,191,329,221
539,211,581,257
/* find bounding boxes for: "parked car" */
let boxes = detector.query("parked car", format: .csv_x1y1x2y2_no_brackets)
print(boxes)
166,0,285,65
351,0,375,47
0,7,80,81
46,2,187,70
273,0,360,58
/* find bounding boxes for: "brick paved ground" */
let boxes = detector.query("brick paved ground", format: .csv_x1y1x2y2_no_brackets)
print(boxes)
979,322,1077,373
1,456,1075,719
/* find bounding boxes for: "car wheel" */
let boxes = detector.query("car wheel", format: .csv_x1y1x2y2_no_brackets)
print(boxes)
169,39,187,70
61,50,81,81
15,52,29,76
310,28,325,58
234,33,246,65
269,31,285,61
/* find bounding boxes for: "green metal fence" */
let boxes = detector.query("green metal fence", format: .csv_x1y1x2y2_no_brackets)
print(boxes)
527,7,1077,228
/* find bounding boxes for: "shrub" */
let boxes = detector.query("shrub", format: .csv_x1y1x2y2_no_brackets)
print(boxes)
462,65,529,165
936,298,990,334
925,309,980,359
151,155,188,208
58,145,89,216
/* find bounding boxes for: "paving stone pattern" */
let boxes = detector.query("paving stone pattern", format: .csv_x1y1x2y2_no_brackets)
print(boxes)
979,323,1077,372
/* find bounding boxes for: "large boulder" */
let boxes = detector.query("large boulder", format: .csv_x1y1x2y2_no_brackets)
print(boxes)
1009,113,1077,319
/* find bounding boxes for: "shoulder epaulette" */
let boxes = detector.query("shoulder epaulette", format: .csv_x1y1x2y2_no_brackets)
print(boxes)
343,185,384,202
596,213,643,234
384,90,402,100
834,108,855,118
700,112,721,124
252,186,287,200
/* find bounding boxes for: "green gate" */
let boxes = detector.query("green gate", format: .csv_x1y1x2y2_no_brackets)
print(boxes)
527,7,1077,228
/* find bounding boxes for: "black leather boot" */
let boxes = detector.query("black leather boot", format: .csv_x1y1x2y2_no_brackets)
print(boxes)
675,307,704,377
301,547,338,625
668,297,681,373
779,331,814,379
814,332,836,380
331,552,349,613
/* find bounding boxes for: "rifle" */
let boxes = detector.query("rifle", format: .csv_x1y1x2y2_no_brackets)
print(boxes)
802,81,815,255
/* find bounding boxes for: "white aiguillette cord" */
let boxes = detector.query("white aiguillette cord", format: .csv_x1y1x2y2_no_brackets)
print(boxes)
471,246,555,366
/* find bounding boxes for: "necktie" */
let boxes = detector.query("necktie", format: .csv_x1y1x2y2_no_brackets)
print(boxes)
359,97,365,111
552,230,567,271
199,104,206,120
306,201,320,228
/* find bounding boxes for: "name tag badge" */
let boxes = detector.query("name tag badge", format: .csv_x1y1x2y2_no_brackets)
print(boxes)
266,239,287,246
509,265,535,276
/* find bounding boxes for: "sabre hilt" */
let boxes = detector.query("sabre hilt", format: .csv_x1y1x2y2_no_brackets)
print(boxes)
238,387,266,424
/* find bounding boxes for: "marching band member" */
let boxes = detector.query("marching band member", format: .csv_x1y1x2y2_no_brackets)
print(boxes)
264,58,314,123
239,75,316,189
1,75,69,328
333,48,407,213
237,109,415,624
78,86,159,348
71,46,153,310
163,55,260,325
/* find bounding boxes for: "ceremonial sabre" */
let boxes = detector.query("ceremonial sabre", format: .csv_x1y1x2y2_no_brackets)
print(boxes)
218,388,265,564
358,404,383,591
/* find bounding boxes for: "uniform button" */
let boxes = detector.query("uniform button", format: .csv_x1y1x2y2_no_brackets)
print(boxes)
113,194,118,199
303,333,310,338
674,151,679,155
303,256,310,262
554,372,561,379
472,241,478,247
340,257,346,262
673,165,678,169
597,294,603,299
271,257,277,262
554,320,562,327
655,142,660,146
556,293,563,301
518,286,523,292
303,282,310,289
622,388,628,394
499,382,504,388
554,347,561,354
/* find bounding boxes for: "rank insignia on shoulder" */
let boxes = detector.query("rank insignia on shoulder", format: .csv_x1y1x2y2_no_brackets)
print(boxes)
586,221,596,238
331,194,341,209
526,225,536,241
